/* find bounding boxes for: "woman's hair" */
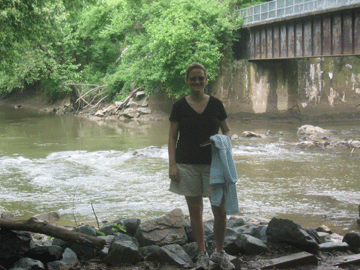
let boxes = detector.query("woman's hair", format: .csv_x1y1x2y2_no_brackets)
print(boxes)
185,62,207,80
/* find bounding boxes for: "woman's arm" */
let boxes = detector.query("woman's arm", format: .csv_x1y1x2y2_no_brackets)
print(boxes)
168,121,180,182
220,119,232,138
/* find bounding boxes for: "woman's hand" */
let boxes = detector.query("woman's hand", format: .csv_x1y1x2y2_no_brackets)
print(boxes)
169,164,180,182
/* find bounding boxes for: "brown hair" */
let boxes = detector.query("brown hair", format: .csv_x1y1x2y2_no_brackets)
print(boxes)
185,62,207,80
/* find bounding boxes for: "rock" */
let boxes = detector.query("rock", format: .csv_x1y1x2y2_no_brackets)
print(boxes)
135,91,146,98
343,231,360,253
137,107,151,115
319,242,349,252
160,244,193,268
47,248,79,270
1,212,15,220
0,229,34,268
121,108,139,118
231,134,239,140
135,208,188,246
266,217,319,253
25,245,63,263
316,225,333,234
104,233,143,265
317,232,332,243
297,125,331,136
52,224,97,259
226,218,246,229
10,257,45,270
182,242,198,261
241,131,263,138
33,211,61,221
98,218,140,237
139,244,193,268
234,234,268,255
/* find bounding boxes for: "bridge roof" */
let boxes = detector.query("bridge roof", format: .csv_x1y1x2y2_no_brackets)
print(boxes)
239,0,360,27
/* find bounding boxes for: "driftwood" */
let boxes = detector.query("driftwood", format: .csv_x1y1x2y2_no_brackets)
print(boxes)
116,87,141,111
0,217,106,250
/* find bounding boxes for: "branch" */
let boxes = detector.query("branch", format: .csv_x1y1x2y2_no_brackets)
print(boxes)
0,218,106,250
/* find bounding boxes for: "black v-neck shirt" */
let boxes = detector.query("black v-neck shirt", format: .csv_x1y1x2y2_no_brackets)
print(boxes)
169,96,228,164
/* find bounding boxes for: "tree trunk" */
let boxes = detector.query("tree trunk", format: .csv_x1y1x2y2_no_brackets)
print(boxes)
0,218,106,250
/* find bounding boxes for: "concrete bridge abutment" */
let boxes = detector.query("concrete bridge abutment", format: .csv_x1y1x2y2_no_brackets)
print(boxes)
209,56,360,122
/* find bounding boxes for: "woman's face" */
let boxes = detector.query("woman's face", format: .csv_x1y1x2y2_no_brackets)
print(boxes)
186,68,207,94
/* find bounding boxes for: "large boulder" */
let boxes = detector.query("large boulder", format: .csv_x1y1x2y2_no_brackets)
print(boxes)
297,125,331,136
10,258,45,270
233,234,268,255
135,209,188,246
0,229,34,268
25,245,63,263
266,218,319,253
98,218,140,237
139,244,193,268
343,231,360,253
104,233,143,265
47,248,79,270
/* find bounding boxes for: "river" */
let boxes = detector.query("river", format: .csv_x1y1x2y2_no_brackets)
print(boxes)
1,104,360,236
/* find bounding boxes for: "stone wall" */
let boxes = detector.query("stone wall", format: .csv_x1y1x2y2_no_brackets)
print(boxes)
208,56,360,122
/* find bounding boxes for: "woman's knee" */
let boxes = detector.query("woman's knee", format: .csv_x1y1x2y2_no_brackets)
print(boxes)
186,196,203,214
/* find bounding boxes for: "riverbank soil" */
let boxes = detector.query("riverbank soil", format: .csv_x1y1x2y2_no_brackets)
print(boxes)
0,89,69,113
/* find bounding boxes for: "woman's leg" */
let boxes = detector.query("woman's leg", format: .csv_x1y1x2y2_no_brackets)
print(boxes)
211,196,227,252
186,196,206,252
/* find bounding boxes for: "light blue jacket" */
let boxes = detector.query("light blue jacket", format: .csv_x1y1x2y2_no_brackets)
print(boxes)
209,134,239,215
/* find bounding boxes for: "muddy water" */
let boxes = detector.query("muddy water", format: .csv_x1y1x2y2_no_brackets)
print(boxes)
1,104,360,235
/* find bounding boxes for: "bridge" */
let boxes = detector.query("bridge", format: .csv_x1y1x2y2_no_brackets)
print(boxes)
237,0,360,60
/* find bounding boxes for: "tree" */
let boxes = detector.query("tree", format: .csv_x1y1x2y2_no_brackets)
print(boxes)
1,0,245,102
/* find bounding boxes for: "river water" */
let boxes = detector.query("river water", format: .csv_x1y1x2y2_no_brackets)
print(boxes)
1,104,360,236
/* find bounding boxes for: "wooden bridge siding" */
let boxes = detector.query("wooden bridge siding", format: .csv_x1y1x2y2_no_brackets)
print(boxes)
355,9,360,54
246,7,360,59
322,16,332,56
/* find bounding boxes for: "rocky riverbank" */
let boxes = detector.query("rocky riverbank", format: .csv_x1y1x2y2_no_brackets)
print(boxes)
2,208,360,270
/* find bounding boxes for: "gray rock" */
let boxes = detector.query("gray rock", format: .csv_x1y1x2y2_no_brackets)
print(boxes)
10,258,45,270
160,244,193,268
343,231,360,253
319,242,349,252
47,248,78,270
317,232,332,243
1,212,15,220
25,245,62,263
104,233,143,265
297,125,331,136
52,225,97,259
135,208,188,246
241,131,263,138
266,217,319,253
0,230,34,268
234,234,268,255
182,242,198,261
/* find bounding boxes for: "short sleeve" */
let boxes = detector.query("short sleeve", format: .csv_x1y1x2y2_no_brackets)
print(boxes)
169,98,182,122
217,99,228,121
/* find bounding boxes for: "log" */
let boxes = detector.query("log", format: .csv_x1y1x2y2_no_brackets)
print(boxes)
260,252,318,269
0,217,106,250
332,254,360,267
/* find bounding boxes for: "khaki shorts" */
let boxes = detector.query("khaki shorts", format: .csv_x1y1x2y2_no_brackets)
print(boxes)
169,163,211,197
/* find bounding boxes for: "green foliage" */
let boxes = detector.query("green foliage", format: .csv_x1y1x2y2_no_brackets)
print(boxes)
0,2,81,99
112,223,127,233
1,0,245,100
104,0,242,97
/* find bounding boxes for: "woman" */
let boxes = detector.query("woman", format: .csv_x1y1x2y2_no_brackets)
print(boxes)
168,62,235,270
